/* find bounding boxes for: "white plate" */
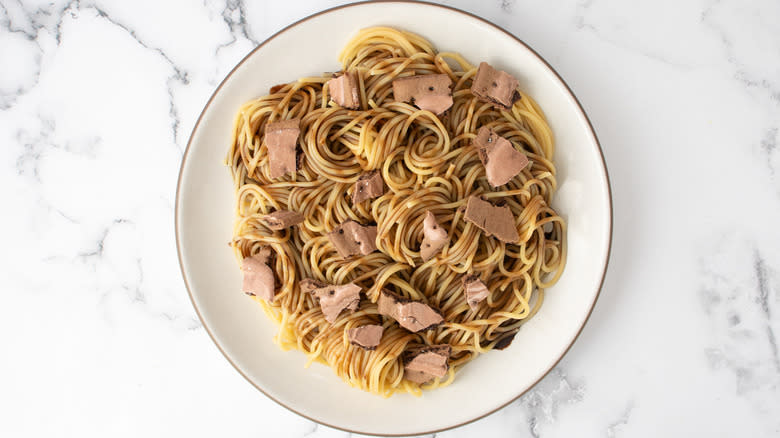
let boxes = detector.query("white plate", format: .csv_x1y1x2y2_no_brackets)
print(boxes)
176,2,612,435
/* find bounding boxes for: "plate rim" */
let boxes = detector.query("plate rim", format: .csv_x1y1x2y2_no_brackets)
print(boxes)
175,1,613,435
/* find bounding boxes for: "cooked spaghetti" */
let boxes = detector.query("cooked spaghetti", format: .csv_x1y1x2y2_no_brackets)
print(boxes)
226,27,566,396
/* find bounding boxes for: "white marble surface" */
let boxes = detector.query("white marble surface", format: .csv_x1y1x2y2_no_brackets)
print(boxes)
1,0,778,436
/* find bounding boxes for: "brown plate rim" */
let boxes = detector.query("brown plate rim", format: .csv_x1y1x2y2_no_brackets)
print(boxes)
175,1,613,436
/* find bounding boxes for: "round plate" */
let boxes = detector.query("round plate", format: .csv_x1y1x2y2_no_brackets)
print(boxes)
176,1,612,435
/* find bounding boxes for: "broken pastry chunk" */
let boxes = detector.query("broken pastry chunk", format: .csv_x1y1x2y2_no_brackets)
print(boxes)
327,220,378,258
470,62,521,110
241,247,275,301
462,274,489,310
328,71,360,110
352,170,385,204
265,118,300,178
347,324,384,350
474,126,529,187
262,210,304,230
404,344,451,384
463,196,520,243
306,281,361,323
377,289,443,332
420,211,448,262
392,73,453,115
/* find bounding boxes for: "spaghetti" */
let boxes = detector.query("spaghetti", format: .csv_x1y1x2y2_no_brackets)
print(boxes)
227,27,566,396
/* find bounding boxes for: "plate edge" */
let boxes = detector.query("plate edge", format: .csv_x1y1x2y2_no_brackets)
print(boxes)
174,1,614,436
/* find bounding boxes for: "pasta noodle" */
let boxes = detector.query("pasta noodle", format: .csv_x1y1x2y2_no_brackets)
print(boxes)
226,27,566,396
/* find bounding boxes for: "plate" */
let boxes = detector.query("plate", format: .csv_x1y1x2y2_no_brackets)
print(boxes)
176,2,612,435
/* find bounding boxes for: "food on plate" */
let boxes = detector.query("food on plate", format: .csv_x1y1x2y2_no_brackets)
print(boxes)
262,210,304,230
419,211,448,262
227,26,566,396
347,324,384,350
352,170,385,204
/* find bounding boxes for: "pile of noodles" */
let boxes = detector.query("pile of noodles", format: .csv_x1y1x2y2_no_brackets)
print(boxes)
226,27,565,396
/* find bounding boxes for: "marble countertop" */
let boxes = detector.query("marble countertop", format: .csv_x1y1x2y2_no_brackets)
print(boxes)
2,0,778,436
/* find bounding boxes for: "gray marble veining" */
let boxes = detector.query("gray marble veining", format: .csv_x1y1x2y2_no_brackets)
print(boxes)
1,0,779,436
